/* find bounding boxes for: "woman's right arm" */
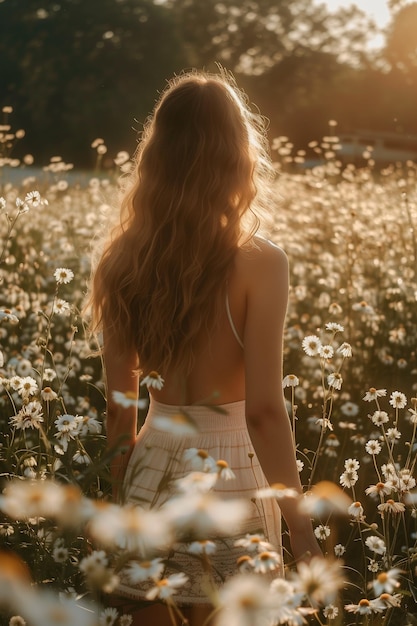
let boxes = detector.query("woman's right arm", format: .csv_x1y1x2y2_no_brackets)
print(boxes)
243,240,321,562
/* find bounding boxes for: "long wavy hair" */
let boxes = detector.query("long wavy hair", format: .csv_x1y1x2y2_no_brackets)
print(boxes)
89,69,275,377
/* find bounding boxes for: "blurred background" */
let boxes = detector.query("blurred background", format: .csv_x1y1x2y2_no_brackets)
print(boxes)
1,0,416,167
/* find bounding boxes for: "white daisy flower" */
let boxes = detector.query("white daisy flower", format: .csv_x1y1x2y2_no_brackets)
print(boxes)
348,501,364,519
345,599,384,615
99,607,119,626
365,440,382,455
145,572,188,601
365,536,386,555
319,344,334,359
252,550,281,573
54,267,74,284
337,342,352,358
140,371,164,390
282,374,299,387
188,539,217,555
325,322,344,333
370,410,389,426
314,524,331,540
363,388,387,402
111,390,148,410
370,568,402,596
124,558,165,583
334,543,346,557
389,391,407,409
41,386,58,401
302,335,322,357
327,372,343,390
234,533,275,553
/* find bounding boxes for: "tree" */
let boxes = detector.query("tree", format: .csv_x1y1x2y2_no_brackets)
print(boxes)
0,0,187,165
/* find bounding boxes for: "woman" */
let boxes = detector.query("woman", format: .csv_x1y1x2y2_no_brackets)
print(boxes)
90,69,320,625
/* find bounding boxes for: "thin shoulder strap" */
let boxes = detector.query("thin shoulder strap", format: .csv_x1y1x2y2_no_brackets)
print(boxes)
225,288,244,349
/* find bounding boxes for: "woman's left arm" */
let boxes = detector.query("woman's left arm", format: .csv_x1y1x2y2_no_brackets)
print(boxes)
103,325,139,500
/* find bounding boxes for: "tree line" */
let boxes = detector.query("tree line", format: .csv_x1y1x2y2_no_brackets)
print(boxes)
1,0,417,166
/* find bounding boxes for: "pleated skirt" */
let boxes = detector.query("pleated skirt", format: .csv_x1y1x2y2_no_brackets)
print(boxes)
116,398,283,605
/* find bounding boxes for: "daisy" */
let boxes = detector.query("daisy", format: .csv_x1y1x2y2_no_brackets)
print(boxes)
375,593,402,608
365,440,382,455
345,598,384,614
292,557,343,607
407,407,417,424
54,267,74,284
257,483,299,500
377,499,405,514
300,480,352,517
319,345,334,359
340,470,358,488
314,524,331,540
119,616,133,626
365,536,386,555
153,411,198,436
175,471,217,494
145,572,188,601
0,523,14,536
111,390,148,410
340,401,359,417
348,501,364,519
327,372,342,390
252,550,281,574
188,539,217,555
370,410,389,425
363,388,387,402
54,298,71,316
282,374,299,387
368,559,379,573
216,459,236,480
365,482,392,497
9,617,26,626
10,401,44,430
352,300,375,314
183,448,217,472
54,413,82,434
325,322,344,333
16,376,38,398
302,335,322,357
370,568,402,596
41,386,58,401
140,371,164,390
99,607,119,626
337,342,352,358
0,309,19,324
334,544,346,557
234,533,275,553
216,574,278,626
43,368,57,382
389,391,407,409
386,427,401,442
345,458,360,471
124,558,165,583
323,605,339,619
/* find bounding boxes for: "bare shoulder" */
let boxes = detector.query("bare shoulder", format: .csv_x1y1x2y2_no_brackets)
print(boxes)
237,235,288,282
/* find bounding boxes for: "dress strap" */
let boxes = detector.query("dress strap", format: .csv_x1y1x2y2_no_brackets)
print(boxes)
225,289,244,349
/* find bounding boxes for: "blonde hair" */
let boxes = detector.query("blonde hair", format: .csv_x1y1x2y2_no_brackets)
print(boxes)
89,69,275,376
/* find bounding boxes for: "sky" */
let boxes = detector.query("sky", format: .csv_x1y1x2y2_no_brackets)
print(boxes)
321,0,391,27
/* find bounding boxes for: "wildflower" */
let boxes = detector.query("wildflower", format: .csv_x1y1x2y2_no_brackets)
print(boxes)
111,390,148,410
0,309,19,324
292,557,343,607
119,616,133,626
0,479,66,519
340,470,358,488
345,598,384,614
365,440,382,455
79,551,119,593
377,499,405,514
41,386,58,401
54,298,71,316
146,572,188,601
319,345,334,359
365,482,392,497
302,335,322,356
24,190,41,207
314,524,331,540
123,558,165,584
337,342,352,358
216,574,277,626
183,448,217,472
365,536,386,555
234,533,275,553
370,568,402,595
99,607,119,626
327,372,342,390
10,401,44,430
55,413,82,433
299,480,352,517
52,542,69,563
334,544,346,557
73,450,92,464
370,410,389,425
0,523,14,536
216,459,236,480
54,267,74,284
363,388,387,402
329,302,342,315
352,301,375,314
175,471,218,494
296,459,304,472
188,539,217,555
399,469,416,492
282,374,299,387
252,550,281,573
368,560,379,573
257,483,299,500
340,401,359,417
16,376,38,398
43,368,57,382
348,501,364,519
323,605,339,619
375,593,402,608
386,427,401,442
389,391,407,409
325,322,344,333
140,371,164,390
407,407,417,424
153,411,198,436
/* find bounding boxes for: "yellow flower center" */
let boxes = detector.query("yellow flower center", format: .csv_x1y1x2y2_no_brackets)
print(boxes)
377,572,388,583
216,460,228,469
157,579,169,587
197,449,208,459
353,501,361,508
148,371,159,379
359,599,370,607
125,391,137,399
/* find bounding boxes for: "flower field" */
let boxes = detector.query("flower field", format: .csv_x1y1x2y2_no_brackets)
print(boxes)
0,139,416,625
